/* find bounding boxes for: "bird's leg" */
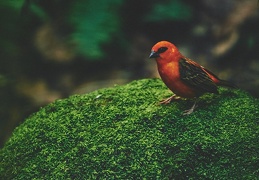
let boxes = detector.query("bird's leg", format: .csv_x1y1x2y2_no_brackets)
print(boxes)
159,94,181,104
182,100,198,115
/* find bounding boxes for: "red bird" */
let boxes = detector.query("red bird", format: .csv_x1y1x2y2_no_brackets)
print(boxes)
149,41,237,115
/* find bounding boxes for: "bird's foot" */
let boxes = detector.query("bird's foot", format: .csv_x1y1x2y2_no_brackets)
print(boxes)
159,95,181,104
182,101,197,115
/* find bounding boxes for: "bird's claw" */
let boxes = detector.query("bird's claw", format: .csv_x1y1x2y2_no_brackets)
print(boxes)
182,102,197,115
182,108,194,115
159,95,181,104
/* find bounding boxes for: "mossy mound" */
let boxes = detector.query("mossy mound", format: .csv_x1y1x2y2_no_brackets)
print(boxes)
1,79,259,179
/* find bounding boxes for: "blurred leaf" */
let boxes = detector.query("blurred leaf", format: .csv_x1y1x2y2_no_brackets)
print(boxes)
21,0,48,20
0,0,24,10
145,0,193,22
0,0,46,19
69,0,124,59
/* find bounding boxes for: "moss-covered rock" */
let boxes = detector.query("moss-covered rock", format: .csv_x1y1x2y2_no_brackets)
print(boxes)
1,79,258,179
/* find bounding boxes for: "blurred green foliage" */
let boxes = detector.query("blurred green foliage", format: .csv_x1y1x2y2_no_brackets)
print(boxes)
69,0,124,59
0,0,24,10
145,0,193,22
16,0,194,60
20,0,125,59
1,0,194,60
0,1,23,65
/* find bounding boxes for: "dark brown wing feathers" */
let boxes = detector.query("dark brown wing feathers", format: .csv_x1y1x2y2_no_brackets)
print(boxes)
179,58,218,94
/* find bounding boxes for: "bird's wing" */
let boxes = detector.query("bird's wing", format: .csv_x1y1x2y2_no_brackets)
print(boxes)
179,58,218,94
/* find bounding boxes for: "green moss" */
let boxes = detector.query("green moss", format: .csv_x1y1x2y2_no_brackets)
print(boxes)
1,79,258,179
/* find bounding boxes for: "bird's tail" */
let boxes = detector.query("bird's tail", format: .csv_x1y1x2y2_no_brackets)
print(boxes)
217,79,238,89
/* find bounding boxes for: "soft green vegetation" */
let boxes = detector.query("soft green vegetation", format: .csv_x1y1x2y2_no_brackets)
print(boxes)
144,0,193,22
1,0,194,60
68,0,124,59
1,79,258,179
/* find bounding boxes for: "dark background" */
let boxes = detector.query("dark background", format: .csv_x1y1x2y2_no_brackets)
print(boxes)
1,0,258,147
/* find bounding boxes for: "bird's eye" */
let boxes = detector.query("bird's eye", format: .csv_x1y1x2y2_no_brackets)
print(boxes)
157,47,168,54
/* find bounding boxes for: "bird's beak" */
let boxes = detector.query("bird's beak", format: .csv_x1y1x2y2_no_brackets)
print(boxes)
149,51,159,58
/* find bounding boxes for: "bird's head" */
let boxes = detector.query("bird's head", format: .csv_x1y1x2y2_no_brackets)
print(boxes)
149,41,181,62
